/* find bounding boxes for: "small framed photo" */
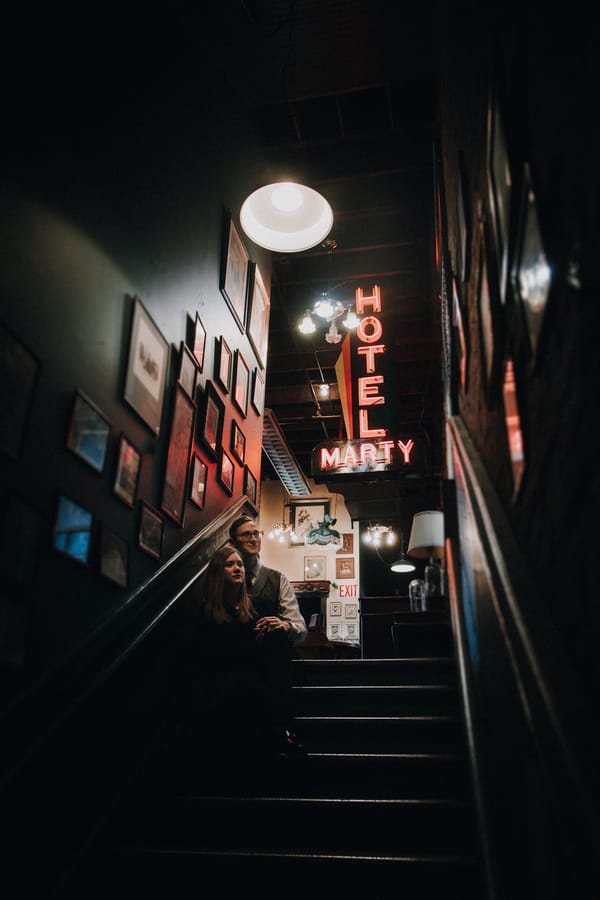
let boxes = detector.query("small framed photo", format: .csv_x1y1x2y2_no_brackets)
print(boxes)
233,350,250,417
247,263,271,369
336,557,355,580
230,419,246,464
329,600,342,617
138,501,163,560
244,465,258,510
161,384,196,526
345,603,358,619
53,494,93,566
178,341,198,399
218,447,235,496
0,320,41,461
186,312,207,372
113,433,142,508
66,389,111,475
305,555,326,581
99,524,128,588
220,212,249,332
337,533,354,555
215,336,233,394
189,452,208,509
344,622,358,640
329,623,341,638
200,382,225,460
251,367,265,416
123,295,169,437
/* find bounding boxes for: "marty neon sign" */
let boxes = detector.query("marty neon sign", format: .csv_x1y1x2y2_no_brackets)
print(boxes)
315,438,417,474
355,285,386,438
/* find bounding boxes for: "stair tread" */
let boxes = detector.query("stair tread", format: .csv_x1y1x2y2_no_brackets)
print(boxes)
97,846,480,865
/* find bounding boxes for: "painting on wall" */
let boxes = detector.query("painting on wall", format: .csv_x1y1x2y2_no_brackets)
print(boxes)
123,295,169,437
161,384,196,526
189,452,208,510
289,500,330,547
186,312,207,372
487,92,512,302
233,350,250,417
305,555,326,581
247,263,271,369
336,557,355,580
99,524,128,589
178,341,198,400
220,213,249,332
0,321,41,461
138,501,164,560
113,433,142,508
200,381,225,460
53,494,93,566
66,390,111,475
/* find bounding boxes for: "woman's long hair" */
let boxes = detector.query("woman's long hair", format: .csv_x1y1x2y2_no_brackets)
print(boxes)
199,543,256,625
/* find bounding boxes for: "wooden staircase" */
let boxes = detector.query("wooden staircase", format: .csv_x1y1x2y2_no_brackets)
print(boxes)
57,616,487,898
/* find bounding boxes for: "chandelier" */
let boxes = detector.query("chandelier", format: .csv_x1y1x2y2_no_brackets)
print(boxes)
297,239,359,344
267,521,297,543
363,524,396,548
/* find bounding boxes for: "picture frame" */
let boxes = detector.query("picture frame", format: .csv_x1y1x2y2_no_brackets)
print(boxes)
230,419,246,465
345,603,358,619
487,93,512,303
220,212,249,332
233,350,250,417
247,262,271,369
243,464,258,510
512,162,552,365
0,320,41,461
336,557,355,580
217,447,235,496
161,384,196,526
53,494,93,566
189,452,208,510
456,155,471,283
305,555,326,581
99,524,128,588
452,276,468,394
502,356,526,502
344,622,358,640
186,312,207,372
329,600,342,616
477,223,502,396
123,295,169,437
138,501,164,560
290,500,330,547
336,533,354,555
178,340,199,399
200,381,225,460
329,623,341,638
113,432,142,508
251,368,265,417
215,336,233,394
66,389,111,475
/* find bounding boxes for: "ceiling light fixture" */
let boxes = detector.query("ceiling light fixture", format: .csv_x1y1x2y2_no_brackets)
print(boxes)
240,182,333,253
297,239,360,342
363,524,396,548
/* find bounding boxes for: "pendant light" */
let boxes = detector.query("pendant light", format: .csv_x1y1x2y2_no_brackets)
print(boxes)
240,182,333,253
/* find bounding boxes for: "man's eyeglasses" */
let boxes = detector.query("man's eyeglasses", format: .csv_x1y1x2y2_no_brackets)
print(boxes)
236,530,263,541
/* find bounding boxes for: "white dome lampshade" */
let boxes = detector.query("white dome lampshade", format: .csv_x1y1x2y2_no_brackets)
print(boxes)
407,511,445,559
240,182,333,253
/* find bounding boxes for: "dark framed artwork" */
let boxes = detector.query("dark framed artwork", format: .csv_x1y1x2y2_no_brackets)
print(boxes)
113,432,142,508
220,213,249,333
66,389,111,475
243,464,258,510
217,448,235,496
452,276,468,394
0,320,41,461
230,419,246,465
233,350,250,417
123,295,169,437
201,381,225,460
456,155,471,283
251,367,265,416
502,356,526,502
477,224,502,396
189,452,208,509
215,336,233,394
487,93,512,303
99,524,128,588
290,499,330,547
138,501,164,560
161,384,196,526
511,162,552,365
247,263,271,369
336,533,354,555
186,312,207,372
52,494,93,566
178,341,199,399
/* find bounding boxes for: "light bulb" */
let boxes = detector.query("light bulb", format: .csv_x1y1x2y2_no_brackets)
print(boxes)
314,297,334,319
299,312,316,334
343,309,359,329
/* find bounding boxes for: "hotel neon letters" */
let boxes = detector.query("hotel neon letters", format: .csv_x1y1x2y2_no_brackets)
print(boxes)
355,286,386,438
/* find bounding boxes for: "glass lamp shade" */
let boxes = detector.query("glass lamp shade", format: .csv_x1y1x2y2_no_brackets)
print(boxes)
407,510,445,559
240,182,333,253
390,552,416,573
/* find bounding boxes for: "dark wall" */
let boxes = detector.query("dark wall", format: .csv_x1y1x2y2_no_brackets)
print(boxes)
0,10,270,703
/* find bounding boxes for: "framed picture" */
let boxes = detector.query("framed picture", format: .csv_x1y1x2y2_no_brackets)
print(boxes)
138,501,163,560
512,162,551,364
251,368,265,416
329,623,341,638
233,350,250,417
452,276,468,394
290,500,330,547
0,320,41,460
186,312,207,372
487,94,512,302
161,385,196,526
344,622,358,640
53,494,93,566
247,263,271,369
305,555,326,581
123,295,169,437
99,524,128,588
113,433,142,508
329,600,342,617
189,452,208,509
337,533,354,555
66,389,111,475
215,336,233,394
217,448,235,496
477,224,502,395
230,419,246,464
336,557,355,579
200,381,225,460
178,341,198,399
502,357,526,502
244,465,258,510
456,155,471,283
220,212,249,332
345,603,358,619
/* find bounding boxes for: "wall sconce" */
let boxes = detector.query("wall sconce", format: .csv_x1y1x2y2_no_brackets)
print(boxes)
407,510,445,597
240,182,333,253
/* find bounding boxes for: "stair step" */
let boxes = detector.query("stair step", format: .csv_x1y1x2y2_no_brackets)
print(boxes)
292,657,458,686
293,714,465,753
292,683,459,716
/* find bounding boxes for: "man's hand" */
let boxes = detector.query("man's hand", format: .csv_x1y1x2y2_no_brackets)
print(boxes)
253,616,291,638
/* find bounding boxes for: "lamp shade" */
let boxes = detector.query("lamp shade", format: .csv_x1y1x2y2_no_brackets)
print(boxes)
390,552,416,573
240,182,333,253
407,511,445,559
